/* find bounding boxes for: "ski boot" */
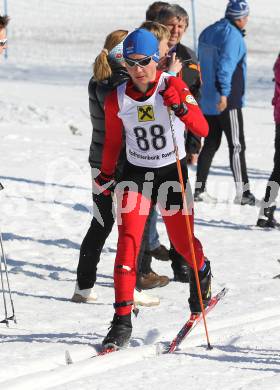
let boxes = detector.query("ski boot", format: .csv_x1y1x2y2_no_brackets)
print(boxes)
234,191,256,206
257,203,278,228
102,313,132,349
188,259,212,313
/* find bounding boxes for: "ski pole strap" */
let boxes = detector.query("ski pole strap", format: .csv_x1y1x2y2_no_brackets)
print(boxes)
113,300,134,309
114,300,139,317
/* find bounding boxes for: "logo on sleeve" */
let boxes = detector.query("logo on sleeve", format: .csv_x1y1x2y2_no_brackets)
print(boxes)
185,95,198,105
137,105,155,122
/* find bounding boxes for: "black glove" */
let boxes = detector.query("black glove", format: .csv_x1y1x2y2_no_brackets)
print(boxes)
93,172,115,196
185,132,201,155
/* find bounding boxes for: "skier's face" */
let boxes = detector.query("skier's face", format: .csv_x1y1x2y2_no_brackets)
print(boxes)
0,28,7,57
125,53,157,92
164,16,188,48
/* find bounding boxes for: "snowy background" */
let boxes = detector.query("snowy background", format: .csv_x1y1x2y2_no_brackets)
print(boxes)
0,1,280,389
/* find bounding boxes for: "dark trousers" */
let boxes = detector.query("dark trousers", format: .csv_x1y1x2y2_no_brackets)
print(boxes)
264,124,280,204
77,193,114,289
196,108,250,196
77,192,152,289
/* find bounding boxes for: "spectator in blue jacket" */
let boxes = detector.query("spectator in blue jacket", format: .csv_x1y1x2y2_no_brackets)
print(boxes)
194,0,256,205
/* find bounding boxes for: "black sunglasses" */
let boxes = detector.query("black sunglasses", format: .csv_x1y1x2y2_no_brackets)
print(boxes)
0,39,7,47
125,55,153,68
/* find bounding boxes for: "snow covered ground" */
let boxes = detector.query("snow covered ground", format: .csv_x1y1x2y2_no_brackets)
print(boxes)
0,1,280,389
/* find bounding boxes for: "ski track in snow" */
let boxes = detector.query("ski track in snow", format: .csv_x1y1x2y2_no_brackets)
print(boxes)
1,1,280,389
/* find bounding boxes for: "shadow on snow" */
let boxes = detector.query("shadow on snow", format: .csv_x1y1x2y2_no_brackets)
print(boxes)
179,343,280,374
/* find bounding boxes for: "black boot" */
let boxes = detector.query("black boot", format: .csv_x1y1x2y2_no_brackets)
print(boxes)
170,245,190,283
257,203,278,228
234,191,256,206
188,260,212,313
102,313,132,349
149,244,170,261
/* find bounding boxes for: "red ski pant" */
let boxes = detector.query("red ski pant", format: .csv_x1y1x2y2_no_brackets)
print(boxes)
114,190,205,315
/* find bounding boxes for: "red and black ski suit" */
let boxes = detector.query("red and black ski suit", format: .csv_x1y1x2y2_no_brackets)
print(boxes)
101,71,209,315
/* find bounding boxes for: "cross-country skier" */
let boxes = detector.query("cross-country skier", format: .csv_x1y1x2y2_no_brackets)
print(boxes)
136,20,182,289
96,28,212,348
257,53,280,228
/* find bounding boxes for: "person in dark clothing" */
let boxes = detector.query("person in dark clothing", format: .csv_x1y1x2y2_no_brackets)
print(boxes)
145,1,170,22
156,4,202,282
194,0,256,206
257,53,280,228
0,14,9,58
72,29,160,307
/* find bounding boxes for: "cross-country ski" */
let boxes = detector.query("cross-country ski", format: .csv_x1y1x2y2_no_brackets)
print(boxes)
65,287,228,365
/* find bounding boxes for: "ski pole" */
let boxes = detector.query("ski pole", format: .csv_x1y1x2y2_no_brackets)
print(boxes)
167,107,212,349
0,183,16,325
0,229,16,324
0,182,8,325
0,240,9,326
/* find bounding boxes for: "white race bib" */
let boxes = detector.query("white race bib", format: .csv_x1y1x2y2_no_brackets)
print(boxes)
117,73,186,168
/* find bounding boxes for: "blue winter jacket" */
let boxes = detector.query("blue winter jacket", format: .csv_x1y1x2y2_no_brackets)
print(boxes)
199,18,247,115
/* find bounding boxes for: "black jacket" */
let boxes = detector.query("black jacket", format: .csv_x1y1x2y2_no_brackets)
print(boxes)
88,64,129,174
176,43,202,154
176,43,201,100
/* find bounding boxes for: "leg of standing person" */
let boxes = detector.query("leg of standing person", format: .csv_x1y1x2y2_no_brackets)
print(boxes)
220,108,255,205
194,115,223,202
148,206,170,261
257,124,280,227
169,241,190,283
263,124,280,203
137,206,169,290
148,206,160,252
72,190,115,302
